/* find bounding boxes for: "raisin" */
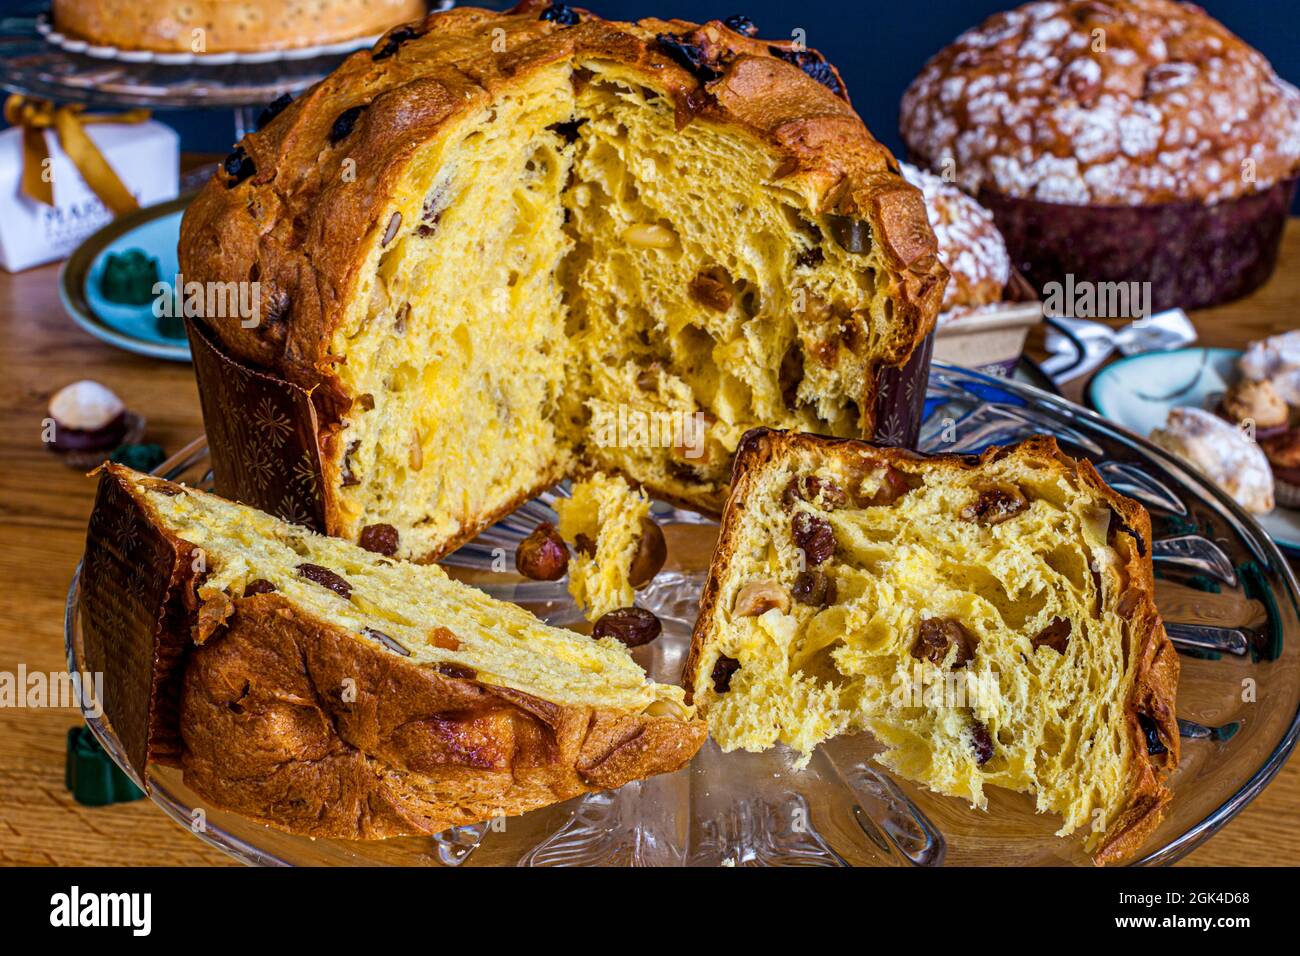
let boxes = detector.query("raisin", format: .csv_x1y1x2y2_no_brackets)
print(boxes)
869,465,915,505
372,25,420,61
329,104,366,145
243,579,276,596
795,246,824,269
436,662,477,681
341,439,361,487
960,484,1029,525
657,33,722,82
222,146,255,187
711,654,741,692
911,618,978,669
574,532,597,557
1108,508,1148,556
516,522,570,581
255,93,292,131
628,517,667,588
296,563,352,599
363,626,409,657
791,511,834,565
791,570,836,607
824,213,872,252
592,607,662,647
1031,618,1071,654
723,14,759,36
689,270,733,311
1137,713,1166,756
538,2,580,25
970,721,995,765
359,523,399,556
769,47,846,98
783,475,847,509
779,342,804,411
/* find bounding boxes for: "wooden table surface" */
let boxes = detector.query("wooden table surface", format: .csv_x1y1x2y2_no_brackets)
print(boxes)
1,212,1298,868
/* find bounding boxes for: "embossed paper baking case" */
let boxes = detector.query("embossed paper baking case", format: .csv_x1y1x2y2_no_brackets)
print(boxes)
979,177,1298,312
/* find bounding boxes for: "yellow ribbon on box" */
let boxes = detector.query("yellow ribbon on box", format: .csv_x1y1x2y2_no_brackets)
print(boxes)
4,95,151,216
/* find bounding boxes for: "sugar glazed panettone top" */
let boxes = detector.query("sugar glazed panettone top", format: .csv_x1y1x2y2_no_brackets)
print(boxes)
900,0,1300,206
179,2,946,562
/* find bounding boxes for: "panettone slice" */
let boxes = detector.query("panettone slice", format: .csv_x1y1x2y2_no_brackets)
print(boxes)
178,1,946,563
685,430,1179,864
80,464,705,840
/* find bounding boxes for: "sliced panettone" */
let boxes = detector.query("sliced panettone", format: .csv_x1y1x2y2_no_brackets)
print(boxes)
685,430,1179,864
178,1,946,563
554,472,664,621
80,464,705,840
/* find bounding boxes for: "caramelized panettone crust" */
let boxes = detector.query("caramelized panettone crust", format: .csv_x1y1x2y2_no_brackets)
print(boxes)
901,0,1300,206
685,430,1179,864
80,464,705,839
179,1,945,562
52,0,428,53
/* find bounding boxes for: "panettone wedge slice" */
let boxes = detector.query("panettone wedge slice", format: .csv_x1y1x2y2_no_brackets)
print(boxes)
80,464,705,840
685,430,1179,864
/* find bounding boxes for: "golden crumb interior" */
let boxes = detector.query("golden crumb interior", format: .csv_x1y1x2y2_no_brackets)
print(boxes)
691,442,1146,849
329,60,912,559
123,470,686,716
555,471,652,620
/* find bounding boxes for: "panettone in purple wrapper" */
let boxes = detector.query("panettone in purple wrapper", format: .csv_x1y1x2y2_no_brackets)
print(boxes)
901,0,1300,312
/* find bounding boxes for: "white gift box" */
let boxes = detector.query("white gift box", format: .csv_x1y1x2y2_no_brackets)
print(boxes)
0,119,179,272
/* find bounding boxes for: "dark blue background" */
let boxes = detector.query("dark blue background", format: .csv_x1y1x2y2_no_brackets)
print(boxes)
158,0,1300,160
5,1,1299,176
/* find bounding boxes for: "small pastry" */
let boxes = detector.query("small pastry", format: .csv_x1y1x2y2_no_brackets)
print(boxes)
1240,331,1300,408
1262,429,1300,509
46,380,142,468
1150,407,1274,514
1222,378,1290,432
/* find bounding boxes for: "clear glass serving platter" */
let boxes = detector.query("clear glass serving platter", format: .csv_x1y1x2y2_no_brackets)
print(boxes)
66,363,1300,866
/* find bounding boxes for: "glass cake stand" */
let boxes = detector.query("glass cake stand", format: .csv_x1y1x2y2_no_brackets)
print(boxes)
65,363,1300,866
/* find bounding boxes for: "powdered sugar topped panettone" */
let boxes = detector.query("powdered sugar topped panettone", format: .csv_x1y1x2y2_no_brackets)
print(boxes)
901,162,1011,320
901,0,1300,206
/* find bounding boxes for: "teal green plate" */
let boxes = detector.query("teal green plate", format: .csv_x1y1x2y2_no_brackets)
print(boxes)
1088,347,1300,555
58,195,191,362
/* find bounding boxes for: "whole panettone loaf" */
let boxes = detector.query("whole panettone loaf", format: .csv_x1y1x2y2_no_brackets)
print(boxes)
179,1,946,562
52,0,429,53
80,464,705,839
685,430,1179,864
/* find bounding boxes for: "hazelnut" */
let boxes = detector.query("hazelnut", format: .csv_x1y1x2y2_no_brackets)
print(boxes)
516,522,569,581
733,579,791,617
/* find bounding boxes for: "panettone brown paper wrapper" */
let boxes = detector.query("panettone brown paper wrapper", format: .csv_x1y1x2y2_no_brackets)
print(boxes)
981,177,1298,312
80,470,198,782
187,318,329,532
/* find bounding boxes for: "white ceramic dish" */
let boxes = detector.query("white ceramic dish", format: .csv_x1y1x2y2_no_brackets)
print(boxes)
1088,347,1300,555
